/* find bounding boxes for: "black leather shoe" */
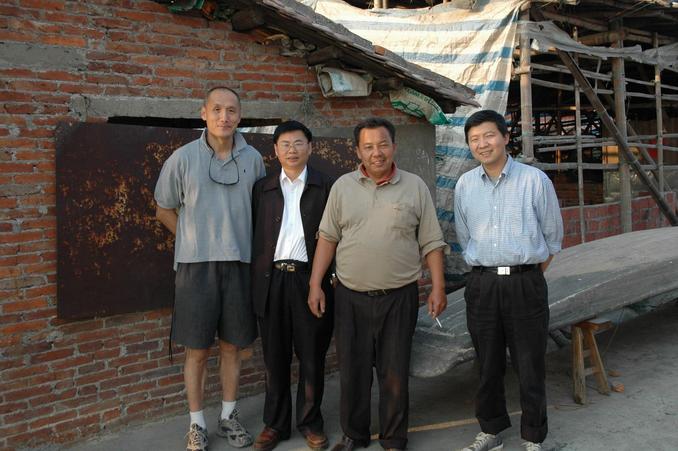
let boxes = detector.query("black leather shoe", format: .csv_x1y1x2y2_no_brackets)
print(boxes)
330,435,368,451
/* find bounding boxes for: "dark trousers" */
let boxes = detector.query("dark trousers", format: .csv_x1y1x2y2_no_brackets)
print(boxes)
334,282,419,450
464,267,549,443
258,266,334,437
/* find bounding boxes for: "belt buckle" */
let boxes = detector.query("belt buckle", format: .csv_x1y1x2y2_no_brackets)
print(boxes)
285,263,295,272
497,266,510,275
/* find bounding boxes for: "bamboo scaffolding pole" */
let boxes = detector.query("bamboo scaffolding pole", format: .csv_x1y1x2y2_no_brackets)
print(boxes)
531,63,612,82
655,33,665,194
612,20,632,233
519,6,534,162
531,6,678,226
574,27,586,243
537,142,678,152
534,163,678,171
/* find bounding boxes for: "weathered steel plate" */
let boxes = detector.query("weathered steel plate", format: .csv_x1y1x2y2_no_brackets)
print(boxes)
56,122,356,319
411,227,678,377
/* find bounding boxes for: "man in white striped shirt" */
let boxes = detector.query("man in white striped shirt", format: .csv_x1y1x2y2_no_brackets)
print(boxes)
454,110,563,451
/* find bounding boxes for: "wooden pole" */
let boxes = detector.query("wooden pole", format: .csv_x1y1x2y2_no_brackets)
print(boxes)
612,20,632,233
574,27,586,243
531,6,678,226
519,6,534,163
654,33,665,194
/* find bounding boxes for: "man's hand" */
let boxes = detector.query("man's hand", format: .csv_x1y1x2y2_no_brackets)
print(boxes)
308,284,326,318
427,287,447,319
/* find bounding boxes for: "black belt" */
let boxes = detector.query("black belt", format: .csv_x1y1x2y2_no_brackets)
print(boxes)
273,260,308,272
363,289,393,297
472,264,538,275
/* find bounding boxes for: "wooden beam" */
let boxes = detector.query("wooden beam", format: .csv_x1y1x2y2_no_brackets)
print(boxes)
578,30,626,46
230,8,265,32
373,77,404,92
306,46,343,66
531,7,678,226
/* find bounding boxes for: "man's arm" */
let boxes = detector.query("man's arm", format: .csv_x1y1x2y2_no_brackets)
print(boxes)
156,206,178,235
540,255,554,272
307,237,337,318
424,248,447,318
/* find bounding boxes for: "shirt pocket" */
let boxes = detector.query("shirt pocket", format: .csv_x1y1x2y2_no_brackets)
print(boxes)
390,202,418,232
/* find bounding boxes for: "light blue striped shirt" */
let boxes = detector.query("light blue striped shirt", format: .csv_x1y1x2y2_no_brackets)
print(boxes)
454,155,564,267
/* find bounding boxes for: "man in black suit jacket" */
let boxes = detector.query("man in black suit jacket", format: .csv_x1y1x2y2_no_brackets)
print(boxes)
251,121,335,451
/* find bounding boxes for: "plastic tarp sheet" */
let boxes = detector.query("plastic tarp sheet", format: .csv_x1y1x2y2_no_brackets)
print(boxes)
299,0,525,279
522,21,678,70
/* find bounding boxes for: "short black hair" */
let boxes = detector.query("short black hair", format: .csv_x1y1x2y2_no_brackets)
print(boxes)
353,117,396,146
204,86,241,106
273,120,313,144
464,109,509,144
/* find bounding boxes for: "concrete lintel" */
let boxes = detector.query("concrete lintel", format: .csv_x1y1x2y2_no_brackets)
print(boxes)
69,95,305,121
0,42,86,70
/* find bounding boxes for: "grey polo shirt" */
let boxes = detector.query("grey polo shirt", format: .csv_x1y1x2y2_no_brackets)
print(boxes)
319,167,448,292
154,130,265,268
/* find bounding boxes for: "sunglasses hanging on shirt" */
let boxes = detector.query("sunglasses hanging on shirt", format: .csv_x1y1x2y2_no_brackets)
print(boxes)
208,150,240,185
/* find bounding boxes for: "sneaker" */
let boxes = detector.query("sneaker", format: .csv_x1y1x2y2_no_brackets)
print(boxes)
460,432,503,451
186,423,209,451
522,441,543,451
217,409,253,448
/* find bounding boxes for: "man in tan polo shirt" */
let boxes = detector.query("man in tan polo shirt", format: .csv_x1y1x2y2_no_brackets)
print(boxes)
308,117,448,451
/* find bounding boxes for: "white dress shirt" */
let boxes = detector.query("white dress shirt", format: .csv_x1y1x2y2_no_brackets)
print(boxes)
274,167,308,262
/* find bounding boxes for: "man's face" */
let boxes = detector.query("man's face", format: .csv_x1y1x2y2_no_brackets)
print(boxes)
201,89,241,141
274,130,312,173
466,121,509,169
356,126,396,180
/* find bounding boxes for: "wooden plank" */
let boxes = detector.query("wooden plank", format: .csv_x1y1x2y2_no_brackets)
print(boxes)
572,326,587,404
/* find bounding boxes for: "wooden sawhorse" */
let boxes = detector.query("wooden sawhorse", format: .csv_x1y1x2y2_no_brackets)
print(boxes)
571,319,613,404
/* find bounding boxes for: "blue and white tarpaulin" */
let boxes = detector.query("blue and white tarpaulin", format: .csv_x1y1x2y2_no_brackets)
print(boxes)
299,0,526,278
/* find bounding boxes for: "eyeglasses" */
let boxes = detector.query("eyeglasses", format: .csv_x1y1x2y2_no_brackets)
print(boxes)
277,140,308,152
208,150,239,185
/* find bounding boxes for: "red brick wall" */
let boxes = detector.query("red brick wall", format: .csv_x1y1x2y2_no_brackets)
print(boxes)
561,192,676,248
0,1,416,449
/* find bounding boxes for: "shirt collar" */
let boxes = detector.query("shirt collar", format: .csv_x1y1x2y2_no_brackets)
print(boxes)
358,162,399,186
479,154,513,180
280,166,308,185
200,129,246,158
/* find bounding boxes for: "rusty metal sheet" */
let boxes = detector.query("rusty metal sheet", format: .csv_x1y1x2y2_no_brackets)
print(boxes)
56,122,357,320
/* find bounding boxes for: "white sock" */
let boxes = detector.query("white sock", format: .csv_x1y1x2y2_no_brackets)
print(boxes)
189,410,207,429
221,400,236,420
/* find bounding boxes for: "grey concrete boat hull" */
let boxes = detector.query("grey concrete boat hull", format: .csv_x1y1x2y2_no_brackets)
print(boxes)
411,227,678,378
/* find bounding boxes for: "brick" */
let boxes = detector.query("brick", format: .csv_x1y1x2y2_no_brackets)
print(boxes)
3,383,52,403
0,90,33,102
30,410,77,430
40,34,87,47
111,63,149,75
74,369,117,386
125,398,163,415
29,387,77,408
0,421,29,441
2,298,49,313
154,67,196,78
0,319,47,335
100,374,141,391
77,361,106,375
30,348,73,364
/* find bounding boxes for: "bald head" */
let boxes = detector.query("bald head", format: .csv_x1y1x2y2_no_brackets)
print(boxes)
204,86,241,107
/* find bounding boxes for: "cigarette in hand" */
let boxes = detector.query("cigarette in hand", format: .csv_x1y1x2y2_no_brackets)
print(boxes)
435,317,443,329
